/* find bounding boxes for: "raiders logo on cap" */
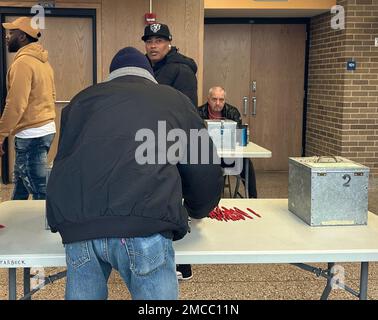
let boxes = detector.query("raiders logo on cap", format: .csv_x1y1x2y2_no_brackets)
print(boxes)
150,24,161,33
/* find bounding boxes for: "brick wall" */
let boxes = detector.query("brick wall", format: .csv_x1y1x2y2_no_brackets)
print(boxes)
307,0,378,177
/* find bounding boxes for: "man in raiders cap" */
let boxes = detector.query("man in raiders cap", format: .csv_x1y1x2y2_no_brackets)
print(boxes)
142,23,198,106
142,23,199,281
0,17,56,200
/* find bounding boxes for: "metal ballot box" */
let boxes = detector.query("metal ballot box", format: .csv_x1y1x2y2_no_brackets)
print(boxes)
204,119,237,150
288,156,369,226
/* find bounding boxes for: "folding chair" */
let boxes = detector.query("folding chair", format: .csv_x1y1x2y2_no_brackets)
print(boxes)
222,158,245,198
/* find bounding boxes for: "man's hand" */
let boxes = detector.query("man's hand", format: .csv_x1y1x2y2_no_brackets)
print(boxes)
0,142,4,156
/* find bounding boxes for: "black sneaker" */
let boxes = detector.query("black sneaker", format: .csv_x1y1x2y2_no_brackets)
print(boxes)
176,264,193,281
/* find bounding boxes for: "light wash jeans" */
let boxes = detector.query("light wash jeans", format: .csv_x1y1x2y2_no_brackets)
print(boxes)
65,234,178,300
12,134,54,200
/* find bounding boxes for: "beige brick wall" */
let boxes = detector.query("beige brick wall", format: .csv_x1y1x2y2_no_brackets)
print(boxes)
307,0,378,177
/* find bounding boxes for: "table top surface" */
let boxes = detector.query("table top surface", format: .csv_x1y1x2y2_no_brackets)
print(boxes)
1,199,378,267
217,142,272,158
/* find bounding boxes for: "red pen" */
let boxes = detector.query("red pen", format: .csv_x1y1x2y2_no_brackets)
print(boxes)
247,208,261,218
216,207,223,221
0,224,5,229
235,210,246,220
223,207,234,220
209,207,219,219
233,207,253,219
228,209,238,221
226,208,238,221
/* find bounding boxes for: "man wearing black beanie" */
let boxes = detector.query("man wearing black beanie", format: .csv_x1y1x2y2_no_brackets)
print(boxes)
46,47,223,300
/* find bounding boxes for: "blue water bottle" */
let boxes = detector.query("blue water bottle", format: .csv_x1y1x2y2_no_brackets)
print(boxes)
241,124,248,146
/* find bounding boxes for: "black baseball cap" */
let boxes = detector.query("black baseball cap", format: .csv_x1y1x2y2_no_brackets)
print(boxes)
142,23,172,41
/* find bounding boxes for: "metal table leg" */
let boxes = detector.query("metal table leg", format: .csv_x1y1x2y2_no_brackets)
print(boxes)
8,268,17,300
24,268,31,300
320,262,335,300
359,262,369,300
244,158,249,198
294,262,369,300
233,175,241,198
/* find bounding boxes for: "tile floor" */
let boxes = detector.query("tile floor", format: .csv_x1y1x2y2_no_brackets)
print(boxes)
0,171,377,300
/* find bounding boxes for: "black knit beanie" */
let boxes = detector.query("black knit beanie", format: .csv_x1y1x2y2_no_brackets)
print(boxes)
109,47,154,75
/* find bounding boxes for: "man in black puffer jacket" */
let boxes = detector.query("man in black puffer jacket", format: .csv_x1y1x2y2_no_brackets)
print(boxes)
142,23,198,106
46,47,223,300
198,86,258,199
142,23,198,280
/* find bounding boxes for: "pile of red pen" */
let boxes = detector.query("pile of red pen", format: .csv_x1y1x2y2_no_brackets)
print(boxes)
208,206,261,221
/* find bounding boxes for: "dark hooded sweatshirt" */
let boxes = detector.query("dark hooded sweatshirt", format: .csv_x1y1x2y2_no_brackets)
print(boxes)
149,46,198,106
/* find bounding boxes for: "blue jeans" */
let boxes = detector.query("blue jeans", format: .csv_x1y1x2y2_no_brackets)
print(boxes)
65,234,178,300
12,134,54,200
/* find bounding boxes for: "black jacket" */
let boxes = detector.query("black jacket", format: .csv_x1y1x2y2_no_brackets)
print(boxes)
46,74,223,244
197,102,242,126
150,47,198,106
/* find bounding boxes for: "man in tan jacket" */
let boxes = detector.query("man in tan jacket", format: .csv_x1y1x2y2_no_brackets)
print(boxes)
0,17,56,200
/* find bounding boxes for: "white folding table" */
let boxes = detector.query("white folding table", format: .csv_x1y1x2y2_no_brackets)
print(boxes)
1,199,378,300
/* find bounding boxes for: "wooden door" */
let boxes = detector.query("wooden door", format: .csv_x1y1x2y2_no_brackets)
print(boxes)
203,23,306,171
203,24,251,126
250,24,306,171
5,16,94,178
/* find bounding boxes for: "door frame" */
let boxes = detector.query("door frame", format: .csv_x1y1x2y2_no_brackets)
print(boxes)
204,17,311,160
0,6,97,184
